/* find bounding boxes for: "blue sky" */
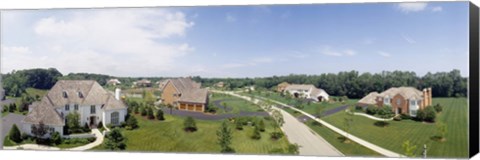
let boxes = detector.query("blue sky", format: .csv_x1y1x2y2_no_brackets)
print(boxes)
0,2,469,78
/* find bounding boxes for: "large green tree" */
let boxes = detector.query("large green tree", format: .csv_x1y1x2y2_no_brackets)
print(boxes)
216,120,234,153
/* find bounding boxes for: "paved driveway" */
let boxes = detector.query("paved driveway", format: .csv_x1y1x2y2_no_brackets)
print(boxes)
1,113,26,148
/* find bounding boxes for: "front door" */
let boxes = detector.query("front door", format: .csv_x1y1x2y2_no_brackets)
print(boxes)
90,116,96,128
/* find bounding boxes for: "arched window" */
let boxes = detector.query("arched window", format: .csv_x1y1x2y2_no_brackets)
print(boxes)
111,112,119,125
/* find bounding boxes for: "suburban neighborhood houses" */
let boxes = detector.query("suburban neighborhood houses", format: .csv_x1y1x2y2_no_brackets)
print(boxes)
0,2,471,159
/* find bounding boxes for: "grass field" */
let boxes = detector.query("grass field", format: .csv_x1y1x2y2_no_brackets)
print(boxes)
25,88,48,98
305,120,383,157
209,93,263,114
92,114,293,154
322,98,468,158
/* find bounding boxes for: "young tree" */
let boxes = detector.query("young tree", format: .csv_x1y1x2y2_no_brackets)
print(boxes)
216,120,234,153
424,106,436,122
235,118,243,130
9,124,22,143
270,110,285,139
156,109,165,121
257,119,265,132
66,111,81,133
105,128,126,150
416,109,426,121
434,104,443,113
437,122,447,141
402,140,417,157
251,125,261,140
183,116,197,132
146,107,155,119
125,115,138,130
140,107,147,116
51,131,62,145
31,122,48,139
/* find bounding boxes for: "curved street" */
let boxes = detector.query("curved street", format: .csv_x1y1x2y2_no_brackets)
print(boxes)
212,90,343,156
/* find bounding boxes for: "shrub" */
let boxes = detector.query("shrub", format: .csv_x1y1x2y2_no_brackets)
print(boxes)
156,109,165,121
400,114,411,120
257,119,265,132
434,104,443,113
140,107,147,116
87,137,96,142
98,121,104,129
133,106,139,114
183,116,197,132
270,132,284,140
104,128,126,150
393,116,402,121
9,124,22,143
235,119,243,130
366,106,378,115
373,121,390,127
424,106,436,122
51,132,62,145
147,107,155,119
251,126,261,140
126,116,138,130
415,109,426,121
21,132,30,141
83,123,91,132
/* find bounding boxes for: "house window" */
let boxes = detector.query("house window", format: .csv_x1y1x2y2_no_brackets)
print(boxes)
410,110,417,116
111,112,119,125
63,91,68,98
74,104,79,111
410,100,416,106
384,97,390,104
78,92,83,98
49,127,55,133
65,104,70,111
90,105,96,114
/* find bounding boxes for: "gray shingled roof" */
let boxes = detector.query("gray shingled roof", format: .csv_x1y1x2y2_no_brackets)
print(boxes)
285,84,316,91
379,87,423,100
23,96,64,126
358,92,380,105
165,78,207,104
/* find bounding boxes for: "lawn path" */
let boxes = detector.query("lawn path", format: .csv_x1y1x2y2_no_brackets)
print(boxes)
235,91,405,157
212,90,343,156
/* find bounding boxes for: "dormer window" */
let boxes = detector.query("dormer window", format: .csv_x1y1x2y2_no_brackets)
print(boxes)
78,91,83,98
65,104,70,111
63,91,68,98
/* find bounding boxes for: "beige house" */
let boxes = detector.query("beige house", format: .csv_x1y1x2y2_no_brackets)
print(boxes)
284,84,329,102
22,80,127,137
358,87,432,117
160,78,208,112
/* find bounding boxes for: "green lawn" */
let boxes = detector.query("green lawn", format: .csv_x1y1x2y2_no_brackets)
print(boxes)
305,120,383,157
209,93,263,114
25,88,48,98
92,114,293,154
3,135,91,149
322,98,468,158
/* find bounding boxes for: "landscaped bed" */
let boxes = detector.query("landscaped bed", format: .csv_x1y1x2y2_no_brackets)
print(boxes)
321,98,468,158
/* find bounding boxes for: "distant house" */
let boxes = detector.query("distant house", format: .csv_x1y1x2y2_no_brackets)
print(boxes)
22,80,127,137
134,79,152,87
276,82,290,92
214,81,225,88
106,78,121,86
157,79,168,89
160,78,208,112
358,87,432,117
284,84,329,102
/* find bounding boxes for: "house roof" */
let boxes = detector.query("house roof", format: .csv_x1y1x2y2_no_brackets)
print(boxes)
107,79,121,84
284,84,316,91
164,78,208,104
357,92,380,105
310,88,328,97
23,96,64,126
379,87,423,100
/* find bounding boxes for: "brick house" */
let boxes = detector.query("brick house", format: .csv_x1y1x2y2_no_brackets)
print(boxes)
358,87,432,117
160,78,208,112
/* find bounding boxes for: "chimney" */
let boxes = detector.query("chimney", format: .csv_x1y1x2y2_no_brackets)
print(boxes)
115,88,121,100
428,87,432,106
422,88,427,107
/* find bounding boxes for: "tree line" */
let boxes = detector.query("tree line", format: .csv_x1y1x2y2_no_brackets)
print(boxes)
1,68,467,99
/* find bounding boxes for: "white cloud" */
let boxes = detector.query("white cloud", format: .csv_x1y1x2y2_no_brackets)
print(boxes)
226,13,236,22
1,45,31,54
319,46,357,57
397,2,428,13
3,9,195,77
432,6,443,12
378,51,391,57
402,34,417,44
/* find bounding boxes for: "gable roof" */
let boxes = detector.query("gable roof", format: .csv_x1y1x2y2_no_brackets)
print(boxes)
23,96,64,126
285,84,316,91
310,88,328,97
358,92,380,105
379,87,423,100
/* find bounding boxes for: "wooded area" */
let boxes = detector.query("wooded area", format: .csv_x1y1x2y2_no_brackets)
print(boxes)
1,68,467,99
